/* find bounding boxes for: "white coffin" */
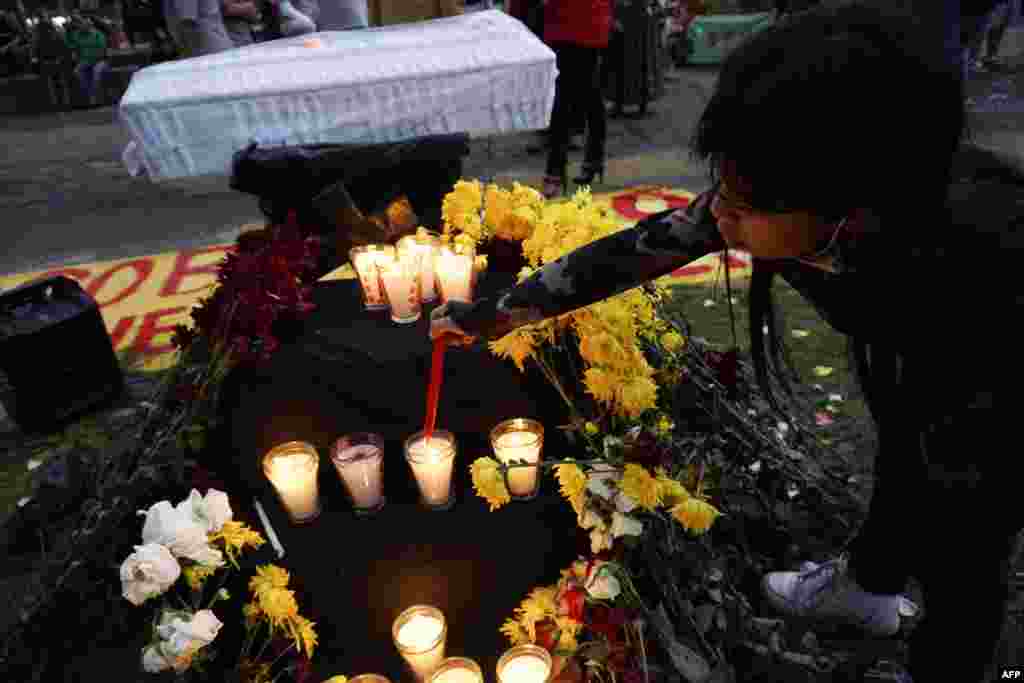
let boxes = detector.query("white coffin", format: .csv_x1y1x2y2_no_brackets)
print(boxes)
118,10,556,181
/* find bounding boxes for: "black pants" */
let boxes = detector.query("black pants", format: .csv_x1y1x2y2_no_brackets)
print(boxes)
545,42,606,177
847,396,1021,681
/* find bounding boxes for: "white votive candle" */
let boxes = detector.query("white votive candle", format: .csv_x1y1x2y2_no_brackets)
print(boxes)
397,231,441,303
497,645,552,683
379,252,423,324
430,658,484,683
435,246,475,304
490,419,544,498
262,442,321,524
331,433,386,515
393,606,447,682
350,244,395,310
404,430,456,510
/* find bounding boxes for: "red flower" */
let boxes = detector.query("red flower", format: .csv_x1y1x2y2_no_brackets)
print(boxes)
535,619,560,652
557,583,586,623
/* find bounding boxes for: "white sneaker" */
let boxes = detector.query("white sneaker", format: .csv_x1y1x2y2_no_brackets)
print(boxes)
762,556,905,637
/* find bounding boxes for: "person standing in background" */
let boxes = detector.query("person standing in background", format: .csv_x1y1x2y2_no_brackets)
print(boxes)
222,0,261,46
35,12,74,109
65,14,109,106
542,0,613,198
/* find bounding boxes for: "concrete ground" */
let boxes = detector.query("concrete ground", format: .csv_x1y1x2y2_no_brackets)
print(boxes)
0,60,1021,278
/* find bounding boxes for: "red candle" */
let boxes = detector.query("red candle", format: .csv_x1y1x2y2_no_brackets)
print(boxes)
424,337,447,440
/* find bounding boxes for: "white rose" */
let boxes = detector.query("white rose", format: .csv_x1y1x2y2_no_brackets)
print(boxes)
155,609,223,671
142,645,170,673
180,489,233,534
585,562,622,601
120,543,181,605
610,511,644,539
139,501,224,568
586,465,620,500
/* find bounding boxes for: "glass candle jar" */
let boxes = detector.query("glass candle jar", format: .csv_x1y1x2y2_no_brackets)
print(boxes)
331,432,386,516
404,430,456,511
435,243,476,304
262,441,321,524
379,251,424,324
397,230,441,303
497,645,552,683
490,418,544,499
430,658,484,683
350,244,396,311
392,605,448,682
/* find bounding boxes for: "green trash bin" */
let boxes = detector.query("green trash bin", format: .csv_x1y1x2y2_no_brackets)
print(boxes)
685,11,774,65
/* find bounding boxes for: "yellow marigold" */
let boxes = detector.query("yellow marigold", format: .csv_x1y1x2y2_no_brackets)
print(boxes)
495,209,536,242
483,184,514,233
183,564,217,591
500,618,532,646
655,414,675,436
489,330,536,372
554,463,587,516
511,182,544,211
620,464,661,511
660,331,686,353
442,180,482,231
258,587,300,630
286,614,318,659
578,331,625,368
670,498,722,535
470,457,511,511
250,564,290,595
583,367,618,407
212,520,265,565
617,374,659,419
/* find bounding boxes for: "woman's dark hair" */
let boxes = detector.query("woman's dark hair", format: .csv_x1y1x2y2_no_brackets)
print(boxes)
687,1,970,414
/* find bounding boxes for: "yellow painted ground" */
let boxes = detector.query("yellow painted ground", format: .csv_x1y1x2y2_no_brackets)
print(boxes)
0,188,750,371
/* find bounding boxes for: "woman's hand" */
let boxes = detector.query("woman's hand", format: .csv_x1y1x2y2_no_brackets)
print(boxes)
429,302,478,347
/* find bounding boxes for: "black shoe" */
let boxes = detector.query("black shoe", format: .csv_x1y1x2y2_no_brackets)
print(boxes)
573,162,605,186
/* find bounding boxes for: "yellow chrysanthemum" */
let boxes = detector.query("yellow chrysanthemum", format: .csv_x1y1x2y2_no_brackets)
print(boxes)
511,181,544,211
655,414,675,436
483,184,514,233
183,564,217,591
500,619,532,646
583,367,618,406
258,587,300,630
212,520,265,564
578,331,625,368
515,586,559,638
250,564,290,594
660,331,686,353
554,463,587,516
474,255,488,271
618,374,659,418
442,180,483,232
489,330,536,372
553,617,582,652
620,464,661,511
470,457,511,511
286,614,318,659
670,497,722,535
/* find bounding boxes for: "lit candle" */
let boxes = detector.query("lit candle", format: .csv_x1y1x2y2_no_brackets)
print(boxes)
435,244,475,304
379,252,423,324
350,245,396,311
397,230,441,303
262,442,321,524
490,419,544,498
497,645,552,683
393,606,447,682
404,430,456,510
331,433,386,516
430,658,484,683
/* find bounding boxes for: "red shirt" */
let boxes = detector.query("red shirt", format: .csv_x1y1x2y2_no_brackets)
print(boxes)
543,0,612,49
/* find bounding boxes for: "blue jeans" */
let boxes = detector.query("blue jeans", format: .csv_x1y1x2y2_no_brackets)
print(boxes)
75,61,108,104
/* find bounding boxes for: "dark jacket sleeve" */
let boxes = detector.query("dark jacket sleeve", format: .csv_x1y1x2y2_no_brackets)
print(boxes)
454,184,727,339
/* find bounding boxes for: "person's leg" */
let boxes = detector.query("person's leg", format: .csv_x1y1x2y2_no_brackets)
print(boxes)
544,42,576,193
581,47,606,174
90,61,109,105
984,2,1012,61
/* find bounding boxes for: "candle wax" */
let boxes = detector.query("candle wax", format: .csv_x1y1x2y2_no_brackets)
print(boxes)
379,259,421,322
334,444,384,508
407,437,455,506
396,614,446,681
500,656,550,683
434,668,481,683
493,431,542,496
354,251,387,307
267,455,319,520
436,249,474,303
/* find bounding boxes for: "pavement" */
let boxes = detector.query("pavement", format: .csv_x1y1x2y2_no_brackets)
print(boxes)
0,58,1022,277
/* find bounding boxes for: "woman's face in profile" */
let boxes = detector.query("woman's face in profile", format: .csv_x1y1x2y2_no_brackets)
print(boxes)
710,171,839,261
